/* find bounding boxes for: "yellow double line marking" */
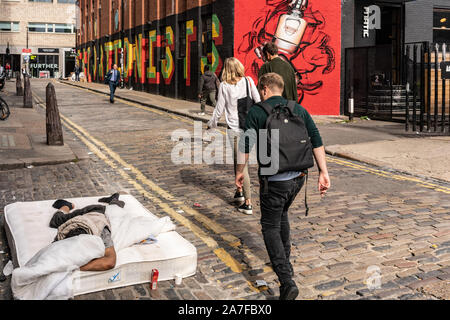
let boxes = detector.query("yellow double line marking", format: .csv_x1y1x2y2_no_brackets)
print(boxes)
33,93,266,293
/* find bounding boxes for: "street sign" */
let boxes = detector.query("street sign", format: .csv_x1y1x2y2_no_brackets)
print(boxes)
440,61,450,80
38,48,59,53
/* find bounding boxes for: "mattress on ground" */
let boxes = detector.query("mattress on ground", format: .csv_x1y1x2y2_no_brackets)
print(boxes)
4,195,197,296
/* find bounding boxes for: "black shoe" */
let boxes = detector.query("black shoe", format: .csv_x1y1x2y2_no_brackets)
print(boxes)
233,190,245,204
52,199,74,210
99,192,120,204
279,283,299,300
237,203,253,215
109,199,125,208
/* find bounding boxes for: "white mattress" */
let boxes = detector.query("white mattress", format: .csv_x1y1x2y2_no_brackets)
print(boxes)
4,195,197,296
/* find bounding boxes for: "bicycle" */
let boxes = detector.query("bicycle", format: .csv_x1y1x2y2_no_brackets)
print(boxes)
0,95,10,121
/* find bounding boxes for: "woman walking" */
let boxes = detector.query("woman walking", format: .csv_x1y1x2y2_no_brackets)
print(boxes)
207,57,260,215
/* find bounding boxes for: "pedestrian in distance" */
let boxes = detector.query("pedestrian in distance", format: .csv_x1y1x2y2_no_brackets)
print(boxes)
105,64,121,103
74,63,80,82
198,64,220,116
236,72,330,300
258,42,298,102
207,57,261,215
5,62,11,80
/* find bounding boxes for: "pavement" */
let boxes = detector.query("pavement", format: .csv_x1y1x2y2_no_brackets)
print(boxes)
59,79,450,184
1,79,449,300
0,79,88,170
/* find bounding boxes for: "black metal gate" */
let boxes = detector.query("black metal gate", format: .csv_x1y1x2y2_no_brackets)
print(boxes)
345,45,406,122
345,42,450,134
404,42,450,134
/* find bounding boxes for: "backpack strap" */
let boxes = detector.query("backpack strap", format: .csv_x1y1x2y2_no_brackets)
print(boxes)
244,77,250,98
255,101,273,116
285,100,297,116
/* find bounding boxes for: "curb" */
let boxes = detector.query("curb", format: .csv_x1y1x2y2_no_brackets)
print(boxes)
324,147,387,169
0,157,81,171
58,80,228,128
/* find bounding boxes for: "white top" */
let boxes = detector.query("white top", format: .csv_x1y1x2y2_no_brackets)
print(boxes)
207,76,261,132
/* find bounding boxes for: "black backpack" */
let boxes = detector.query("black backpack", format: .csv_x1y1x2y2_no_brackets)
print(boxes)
256,100,314,215
256,100,314,175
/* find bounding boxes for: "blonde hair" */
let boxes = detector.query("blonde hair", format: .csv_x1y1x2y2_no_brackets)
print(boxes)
221,57,245,85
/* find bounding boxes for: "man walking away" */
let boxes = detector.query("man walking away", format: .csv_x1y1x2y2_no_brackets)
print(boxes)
258,42,298,102
198,65,220,115
74,63,80,82
236,72,330,300
105,64,121,103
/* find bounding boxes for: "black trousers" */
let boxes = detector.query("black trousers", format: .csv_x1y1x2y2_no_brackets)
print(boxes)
109,81,117,101
259,175,305,286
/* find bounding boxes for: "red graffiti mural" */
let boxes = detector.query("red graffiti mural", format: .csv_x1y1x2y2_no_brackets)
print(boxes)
235,0,341,115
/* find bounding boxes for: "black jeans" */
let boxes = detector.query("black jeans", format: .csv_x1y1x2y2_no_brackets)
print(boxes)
259,175,305,286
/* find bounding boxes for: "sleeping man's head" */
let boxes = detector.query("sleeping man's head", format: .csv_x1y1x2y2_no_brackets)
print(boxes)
52,199,75,213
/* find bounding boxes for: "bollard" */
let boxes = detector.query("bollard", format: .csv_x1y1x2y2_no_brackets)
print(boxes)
348,86,354,121
45,83,64,146
16,73,23,96
23,75,33,108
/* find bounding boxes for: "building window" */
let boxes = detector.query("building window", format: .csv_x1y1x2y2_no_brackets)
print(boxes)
179,22,186,58
55,23,73,33
0,21,19,32
28,0,53,2
57,0,76,3
433,8,450,43
202,16,212,57
28,23,47,32
28,23,74,33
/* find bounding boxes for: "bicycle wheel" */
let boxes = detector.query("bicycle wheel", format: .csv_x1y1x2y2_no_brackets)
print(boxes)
0,96,10,120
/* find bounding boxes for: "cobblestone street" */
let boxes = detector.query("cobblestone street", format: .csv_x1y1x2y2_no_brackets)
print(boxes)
1,80,450,300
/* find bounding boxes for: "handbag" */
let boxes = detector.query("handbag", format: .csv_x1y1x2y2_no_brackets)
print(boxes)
237,77,255,130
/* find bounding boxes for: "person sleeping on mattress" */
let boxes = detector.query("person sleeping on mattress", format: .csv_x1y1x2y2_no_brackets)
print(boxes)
49,193,123,272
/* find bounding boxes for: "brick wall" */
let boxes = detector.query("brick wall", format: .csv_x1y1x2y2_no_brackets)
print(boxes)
77,0,234,102
0,0,75,50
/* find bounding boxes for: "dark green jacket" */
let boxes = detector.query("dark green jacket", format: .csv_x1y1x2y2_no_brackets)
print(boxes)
240,96,323,154
258,57,298,101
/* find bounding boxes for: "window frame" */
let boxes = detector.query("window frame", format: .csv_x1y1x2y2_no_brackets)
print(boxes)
0,21,20,32
433,7,450,43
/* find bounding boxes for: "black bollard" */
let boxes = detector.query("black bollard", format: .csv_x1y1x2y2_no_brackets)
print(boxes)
23,75,33,108
45,83,64,146
16,73,23,96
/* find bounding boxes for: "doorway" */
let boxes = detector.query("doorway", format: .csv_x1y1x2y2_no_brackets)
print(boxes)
375,4,403,85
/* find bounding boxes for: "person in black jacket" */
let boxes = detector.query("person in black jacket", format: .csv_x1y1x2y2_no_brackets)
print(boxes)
105,64,121,103
198,65,220,115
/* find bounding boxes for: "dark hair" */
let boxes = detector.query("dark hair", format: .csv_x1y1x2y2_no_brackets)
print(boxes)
204,65,210,72
258,72,284,92
262,42,279,57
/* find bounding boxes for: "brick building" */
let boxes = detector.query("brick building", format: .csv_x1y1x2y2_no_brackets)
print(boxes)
77,0,341,115
0,0,77,78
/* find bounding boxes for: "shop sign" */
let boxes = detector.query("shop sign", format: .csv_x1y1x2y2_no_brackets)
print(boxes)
22,48,31,53
363,5,381,38
441,61,450,79
38,48,60,54
30,63,59,69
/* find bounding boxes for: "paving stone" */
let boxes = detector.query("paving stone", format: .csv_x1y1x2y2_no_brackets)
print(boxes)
314,279,346,291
